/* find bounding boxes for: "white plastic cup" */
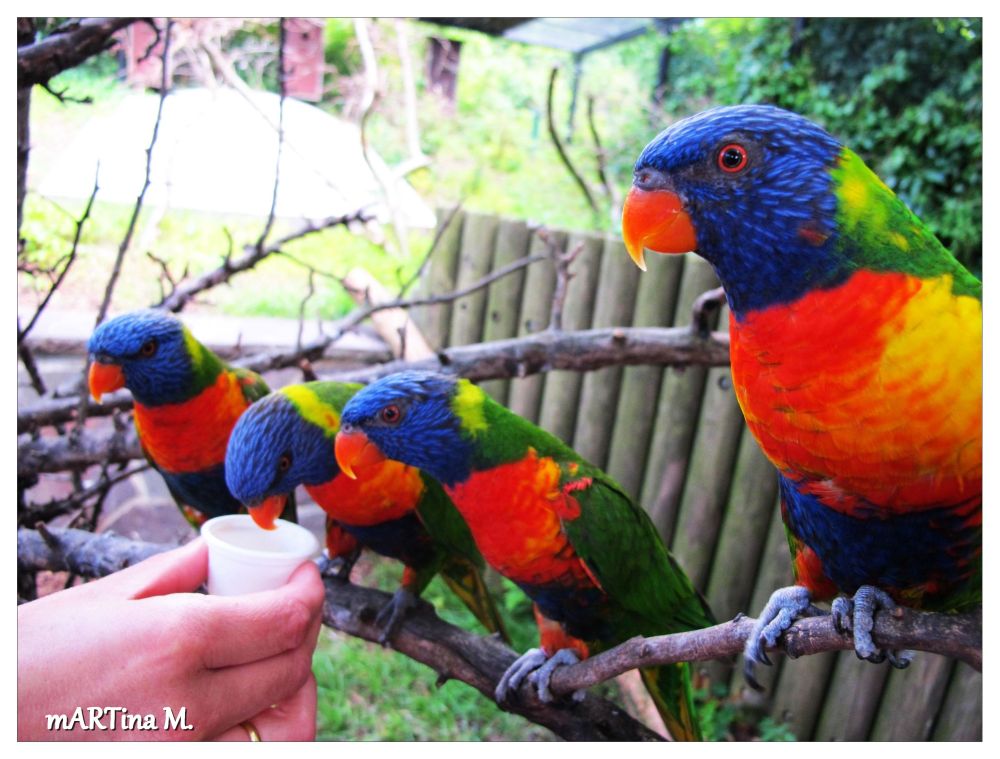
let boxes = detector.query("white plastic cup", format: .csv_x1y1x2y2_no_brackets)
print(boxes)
200,515,320,596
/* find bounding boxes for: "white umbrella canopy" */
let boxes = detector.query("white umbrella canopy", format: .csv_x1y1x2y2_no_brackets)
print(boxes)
37,86,436,227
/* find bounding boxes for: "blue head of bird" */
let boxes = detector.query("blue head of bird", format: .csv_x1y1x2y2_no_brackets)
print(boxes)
622,104,847,314
88,309,210,406
225,389,339,529
335,372,473,487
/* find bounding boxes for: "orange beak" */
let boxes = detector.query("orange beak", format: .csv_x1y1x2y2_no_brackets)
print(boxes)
247,494,288,531
621,187,698,270
334,429,386,480
88,360,126,402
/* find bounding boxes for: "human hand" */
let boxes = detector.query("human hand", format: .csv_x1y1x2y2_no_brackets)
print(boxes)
17,538,325,741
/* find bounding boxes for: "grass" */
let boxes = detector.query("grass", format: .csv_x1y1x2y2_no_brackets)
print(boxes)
313,554,553,741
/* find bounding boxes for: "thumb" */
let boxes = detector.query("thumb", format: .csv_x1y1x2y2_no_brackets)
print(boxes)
107,539,208,599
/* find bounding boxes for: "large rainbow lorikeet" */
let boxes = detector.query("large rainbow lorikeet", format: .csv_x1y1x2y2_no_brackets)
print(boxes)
223,381,509,643
621,104,981,681
334,372,715,741
87,309,296,528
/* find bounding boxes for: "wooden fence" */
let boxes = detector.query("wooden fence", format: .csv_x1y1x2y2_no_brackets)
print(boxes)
410,208,982,741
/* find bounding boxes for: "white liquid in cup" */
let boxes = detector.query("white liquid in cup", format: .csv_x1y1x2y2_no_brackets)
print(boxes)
201,515,320,596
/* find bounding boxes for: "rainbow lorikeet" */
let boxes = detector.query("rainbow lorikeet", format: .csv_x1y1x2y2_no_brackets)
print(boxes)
621,104,981,682
223,381,509,643
334,372,715,741
87,309,296,528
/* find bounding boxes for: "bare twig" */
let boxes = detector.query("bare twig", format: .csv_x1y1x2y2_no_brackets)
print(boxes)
240,251,547,372
19,463,151,527
542,231,584,332
154,209,372,312
254,17,286,252
396,202,464,298
355,18,412,261
19,165,101,343
296,269,317,352
691,286,727,338
17,323,47,396
93,19,172,326
547,67,598,216
586,94,621,221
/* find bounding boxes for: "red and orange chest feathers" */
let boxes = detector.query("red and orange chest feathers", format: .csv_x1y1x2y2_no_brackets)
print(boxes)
730,269,982,511
306,459,424,527
133,370,250,474
445,449,600,590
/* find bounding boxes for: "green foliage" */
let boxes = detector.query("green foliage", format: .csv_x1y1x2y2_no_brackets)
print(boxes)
695,684,797,741
648,18,982,272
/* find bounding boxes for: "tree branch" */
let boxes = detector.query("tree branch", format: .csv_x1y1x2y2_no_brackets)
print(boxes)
17,18,142,88
17,326,728,442
18,425,142,477
326,325,730,386
545,609,981,701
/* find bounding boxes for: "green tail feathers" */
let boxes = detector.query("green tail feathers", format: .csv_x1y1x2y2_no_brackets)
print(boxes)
640,662,702,742
440,556,510,644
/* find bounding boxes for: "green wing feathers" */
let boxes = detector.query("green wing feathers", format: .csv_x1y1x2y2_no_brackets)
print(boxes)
562,470,715,636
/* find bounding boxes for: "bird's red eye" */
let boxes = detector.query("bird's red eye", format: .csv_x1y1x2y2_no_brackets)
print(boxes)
718,144,748,173
139,339,157,357
380,405,401,424
278,453,292,472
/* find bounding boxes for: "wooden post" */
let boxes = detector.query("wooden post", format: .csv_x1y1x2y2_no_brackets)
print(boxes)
868,654,954,741
604,252,685,499
638,255,720,544
768,649,838,740
931,663,982,740
668,306,746,591
536,231,604,441
701,433,780,686
811,653,890,740
412,208,464,350
506,230,562,423
572,237,641,468
449,211,499,347
478,218,532,404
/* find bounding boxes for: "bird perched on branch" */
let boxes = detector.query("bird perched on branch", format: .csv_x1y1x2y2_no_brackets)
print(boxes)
621,104,981,684
335,372,714,741
224,381,509,643
88,309,296,528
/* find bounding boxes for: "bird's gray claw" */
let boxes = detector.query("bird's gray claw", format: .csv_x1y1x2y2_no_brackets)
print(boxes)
831,596,853,634
837,585,914,667
743,585,812,691
495,648,548,702
496,648,585,704
375,588,417,646
527,649,581,703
